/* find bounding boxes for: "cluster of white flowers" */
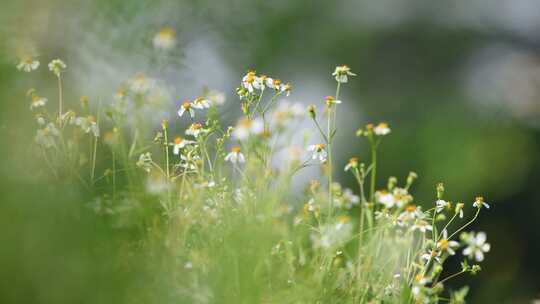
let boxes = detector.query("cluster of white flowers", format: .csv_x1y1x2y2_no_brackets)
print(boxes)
35,122,60,148
48,59,66,77
232,117,264,141
240,71,291,96
71,115,100,137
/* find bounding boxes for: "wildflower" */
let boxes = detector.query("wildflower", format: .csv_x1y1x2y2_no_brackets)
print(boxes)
280,83,292,96
242,71,261,93
332,65,356,83
344,157,359,171
304,198,317,212
185,122,204,138
473,196,490,209
232,117,264,140
48,59,66,77
462,232,490,262
35,123,60,148
374,122,391,136
335,188,360,209
30,95,47,110
455,202,465,218
225,146,245,164
392,187,412,207
259,75,275,89
435,199,450,213
17,57,40,72
73,116,100,137
180,154,200,170
178,100,195,118
412,274,430,297
437,230,460,255
193,96,211,109
421,249,441,264
35,114,46,126
172,137,195,155
129,73,154,95
136,152,153,173
376,190,396,208
206,90,226,106
398,204,423,222
152,26,176,50
411,220,433,233
325,95,342,107
307,144,327,163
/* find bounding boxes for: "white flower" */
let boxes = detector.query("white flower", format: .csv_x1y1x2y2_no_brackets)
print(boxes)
73,116,99,137
192,97,211,109
129,73,154,94
172,137,195,155
455,202,465,218
374,122,391,136
180,154,199,170
392,187,412,208
344,157,359,172
152,27,176,50
421,249,441,264
232,117,264,140
136,152,153,172
185,122,205,138
280,83,292,96
178,100,195,118
17,57,40,72
35,123,60,148
436,199,450,213
259,75,275,89
332,65,356,83
307,144,327,163
376,190,396,208
207,90,226,106
48,59,66,77
342,188,360,209
30,95,47,110
411,220,433,233
437,230,460,256
242,71,262,93
325,96,342,106
398,205,423,222
473,196,490,209
463,232,490,262
225,146,245,164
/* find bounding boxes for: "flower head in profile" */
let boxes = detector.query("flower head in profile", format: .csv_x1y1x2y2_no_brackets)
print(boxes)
172,137,195,155
185,122,205,138
473,196,490,209
152,26,176,50
280,83,292,96
462,232,490,262
436,199,450,213
332,65,356,83
48,59,66,77
374,122,391,136
344,157,359,171
455,202,465,218
411,220,433,233
28,90,47,110
178,100,195,118
398,204,423,222
72,115,100,137
35,123,60,148
437,230,460,255
17,56,39,72
193,97,211,109
308,144,327,163
325,96,342,107
225,146,245,164
376,190,396,209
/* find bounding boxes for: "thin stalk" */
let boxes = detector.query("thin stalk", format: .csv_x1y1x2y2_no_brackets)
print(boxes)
448,208,481,240
57,75,63,126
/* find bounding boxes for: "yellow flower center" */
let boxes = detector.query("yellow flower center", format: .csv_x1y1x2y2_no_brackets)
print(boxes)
174,137,183,145
315,144,326,152
182,101,192,109
232,146,241,153
406,205,416,212
190,123,202,130
438,239,449,250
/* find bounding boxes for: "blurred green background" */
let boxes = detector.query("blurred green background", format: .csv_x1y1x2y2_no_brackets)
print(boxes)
1,0,540,303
